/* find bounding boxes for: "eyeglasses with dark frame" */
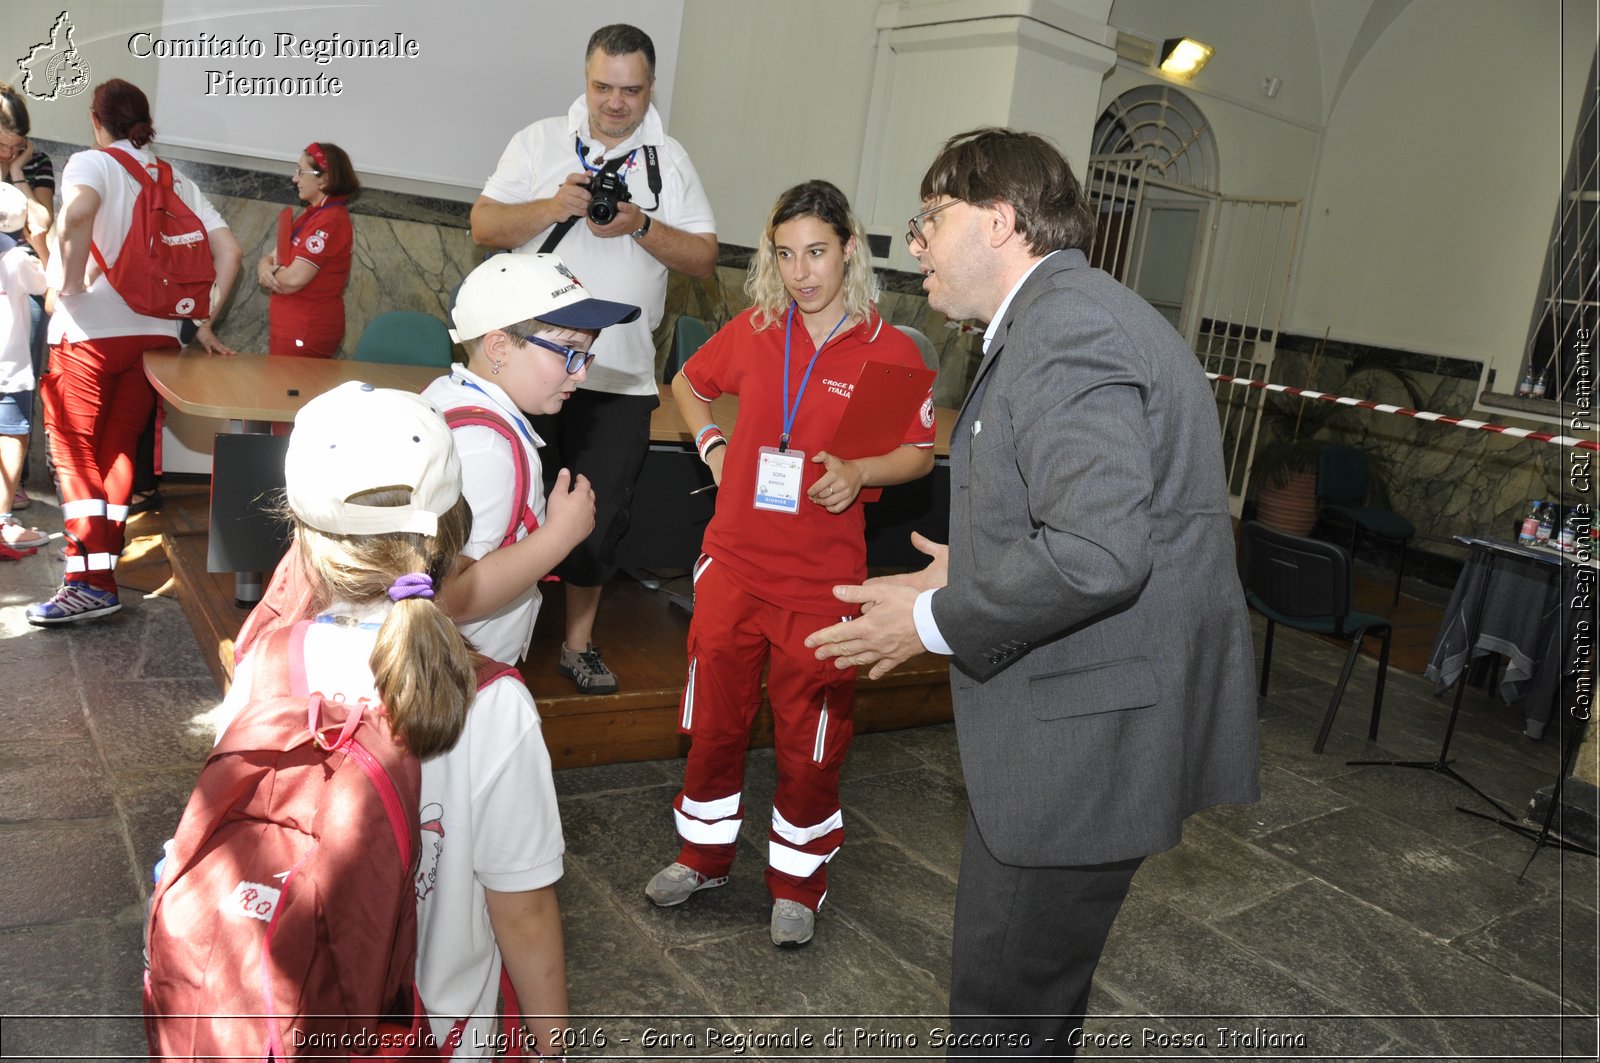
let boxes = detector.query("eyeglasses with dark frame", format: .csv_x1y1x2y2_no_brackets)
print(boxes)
513,332,597,375
904,198,963,248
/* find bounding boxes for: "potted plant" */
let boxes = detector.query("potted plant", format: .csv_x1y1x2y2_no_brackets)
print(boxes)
1251,345,1427,534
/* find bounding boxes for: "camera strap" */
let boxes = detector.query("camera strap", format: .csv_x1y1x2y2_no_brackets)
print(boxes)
539,146,662,255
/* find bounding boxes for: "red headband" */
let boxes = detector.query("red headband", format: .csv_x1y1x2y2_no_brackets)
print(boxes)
304,142,327,171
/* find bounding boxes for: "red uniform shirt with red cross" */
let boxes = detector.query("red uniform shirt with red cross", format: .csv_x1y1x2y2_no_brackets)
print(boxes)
682,305,935,614
285,199,352,311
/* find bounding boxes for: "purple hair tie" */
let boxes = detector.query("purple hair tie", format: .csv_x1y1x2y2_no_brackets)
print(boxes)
388,573,435,602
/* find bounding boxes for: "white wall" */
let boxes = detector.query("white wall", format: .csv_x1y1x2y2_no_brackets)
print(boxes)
1288,0,1577,371
669,0,885,250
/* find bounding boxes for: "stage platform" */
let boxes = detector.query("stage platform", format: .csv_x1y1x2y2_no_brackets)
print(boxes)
158,485,954,770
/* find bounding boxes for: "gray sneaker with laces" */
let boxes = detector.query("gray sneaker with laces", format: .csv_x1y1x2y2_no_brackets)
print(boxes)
558,642,619,694
644,862,727,907
770,898,815,948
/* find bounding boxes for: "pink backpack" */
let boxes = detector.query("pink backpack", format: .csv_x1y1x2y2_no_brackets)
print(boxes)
144,621,421,1059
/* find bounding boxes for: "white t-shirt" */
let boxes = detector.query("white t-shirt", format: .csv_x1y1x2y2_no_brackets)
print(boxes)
421,368,548,665
480,98,716,396
0,246,45,392
218,613,565,1059
47,140,229,343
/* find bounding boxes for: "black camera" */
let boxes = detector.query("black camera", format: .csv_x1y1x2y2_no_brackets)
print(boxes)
587,171,632,224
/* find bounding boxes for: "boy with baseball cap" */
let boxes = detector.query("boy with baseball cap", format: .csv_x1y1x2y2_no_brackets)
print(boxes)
424,252,640,667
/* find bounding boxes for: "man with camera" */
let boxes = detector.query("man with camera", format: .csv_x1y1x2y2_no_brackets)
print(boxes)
471,23,717,693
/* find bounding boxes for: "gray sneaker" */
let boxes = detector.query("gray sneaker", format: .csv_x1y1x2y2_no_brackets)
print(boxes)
770,898,815,948
644,862,727,907
558,642,619,694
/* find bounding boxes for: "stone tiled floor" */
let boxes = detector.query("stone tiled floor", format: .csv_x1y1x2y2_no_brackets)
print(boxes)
1,495,1596,1060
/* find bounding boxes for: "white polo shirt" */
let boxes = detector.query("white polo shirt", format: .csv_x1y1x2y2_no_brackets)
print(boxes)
479,98,716,397
421,368,547,666
47,140,230,343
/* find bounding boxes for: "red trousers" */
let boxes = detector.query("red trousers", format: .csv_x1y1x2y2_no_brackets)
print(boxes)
671,556,859,909
41,335,172,592
269,298,342,358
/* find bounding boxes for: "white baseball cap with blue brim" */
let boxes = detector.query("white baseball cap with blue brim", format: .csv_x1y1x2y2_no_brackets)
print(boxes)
448,252,641,342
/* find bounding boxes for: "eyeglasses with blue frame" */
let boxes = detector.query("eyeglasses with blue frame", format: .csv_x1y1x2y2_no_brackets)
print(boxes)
511,333,597,375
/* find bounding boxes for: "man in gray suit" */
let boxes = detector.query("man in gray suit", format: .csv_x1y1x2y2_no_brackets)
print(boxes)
807,128,1259,1056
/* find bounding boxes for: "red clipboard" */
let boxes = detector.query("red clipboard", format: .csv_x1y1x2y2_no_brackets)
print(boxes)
827,360,936,502
275,206,294,265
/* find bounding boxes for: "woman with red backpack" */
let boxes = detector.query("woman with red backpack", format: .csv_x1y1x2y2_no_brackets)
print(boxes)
30,78,242,625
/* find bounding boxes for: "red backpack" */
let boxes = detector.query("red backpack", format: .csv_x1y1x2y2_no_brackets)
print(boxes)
144,620,421,1060
92,147,216,319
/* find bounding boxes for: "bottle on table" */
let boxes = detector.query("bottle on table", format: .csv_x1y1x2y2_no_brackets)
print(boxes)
1557,512,1578,553
1535,503,1556,545
1519,499,1543,544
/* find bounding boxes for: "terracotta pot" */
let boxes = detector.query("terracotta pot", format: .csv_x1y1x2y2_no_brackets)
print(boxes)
1255,470,1318,535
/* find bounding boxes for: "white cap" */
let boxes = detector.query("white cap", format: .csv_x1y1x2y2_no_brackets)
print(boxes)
0,184,28,234
285,382,462,537
448,252,640,342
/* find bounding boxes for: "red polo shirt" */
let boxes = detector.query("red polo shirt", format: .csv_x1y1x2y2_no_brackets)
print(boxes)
682,306,935,614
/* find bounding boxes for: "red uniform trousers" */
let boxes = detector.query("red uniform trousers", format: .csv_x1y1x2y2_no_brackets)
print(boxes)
268,297,343,359
672,556,859,910
41,334,172,592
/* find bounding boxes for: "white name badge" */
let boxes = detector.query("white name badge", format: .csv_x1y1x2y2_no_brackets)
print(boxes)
754,446,805,514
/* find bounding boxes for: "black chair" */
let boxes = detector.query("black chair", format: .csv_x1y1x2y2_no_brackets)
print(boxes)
1238,521,1392,753
1316,443,1414,603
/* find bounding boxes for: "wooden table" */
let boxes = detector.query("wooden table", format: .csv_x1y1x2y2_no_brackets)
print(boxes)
144,350,440,424
144,350,443,601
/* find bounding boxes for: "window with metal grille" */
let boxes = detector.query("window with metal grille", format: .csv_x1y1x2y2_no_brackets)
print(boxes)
1517,49,1596,408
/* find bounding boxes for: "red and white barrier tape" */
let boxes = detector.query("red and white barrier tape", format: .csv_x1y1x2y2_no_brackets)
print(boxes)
1206,372,1599,453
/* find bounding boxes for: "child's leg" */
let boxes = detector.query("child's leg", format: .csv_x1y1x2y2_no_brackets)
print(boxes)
761,603,860,910
670,560,769,880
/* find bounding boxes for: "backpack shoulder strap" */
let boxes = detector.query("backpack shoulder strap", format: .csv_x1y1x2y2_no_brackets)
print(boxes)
444,405,540,547
91,148,155,277
474,654,524,691
98,146,153,188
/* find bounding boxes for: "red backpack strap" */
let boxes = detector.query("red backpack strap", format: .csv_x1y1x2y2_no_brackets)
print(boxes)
444,406,540,547
475,655,524,691
90,148,155,277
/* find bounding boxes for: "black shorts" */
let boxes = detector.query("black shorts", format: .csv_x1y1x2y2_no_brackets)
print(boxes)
528,388,659,586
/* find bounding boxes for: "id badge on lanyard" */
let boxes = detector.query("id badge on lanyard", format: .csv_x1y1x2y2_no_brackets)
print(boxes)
754,446,805,513
756,306,847,515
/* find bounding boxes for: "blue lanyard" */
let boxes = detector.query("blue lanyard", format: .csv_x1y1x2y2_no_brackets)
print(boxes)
780,304,849,452
575,137,636,177
456,375,539,448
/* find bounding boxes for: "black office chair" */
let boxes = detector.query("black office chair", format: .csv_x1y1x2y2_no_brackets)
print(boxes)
1316,443,1414,604
1238,521,1392,753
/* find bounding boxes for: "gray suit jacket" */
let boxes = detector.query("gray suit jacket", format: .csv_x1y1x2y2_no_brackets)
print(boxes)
931,249,1259,867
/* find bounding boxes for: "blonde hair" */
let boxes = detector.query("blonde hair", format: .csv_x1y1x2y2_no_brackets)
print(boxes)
745,180,879,332
295,491,475,759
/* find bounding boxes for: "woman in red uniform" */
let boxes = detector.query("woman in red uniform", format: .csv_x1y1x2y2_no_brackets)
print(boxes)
257,142,358,358
29,79,242,624
647,181,936,947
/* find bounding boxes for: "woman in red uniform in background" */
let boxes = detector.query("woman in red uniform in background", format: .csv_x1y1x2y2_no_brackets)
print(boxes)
257,142,358,358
